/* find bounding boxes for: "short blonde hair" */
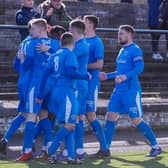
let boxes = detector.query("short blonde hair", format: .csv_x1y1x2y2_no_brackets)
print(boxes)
31,18,48,31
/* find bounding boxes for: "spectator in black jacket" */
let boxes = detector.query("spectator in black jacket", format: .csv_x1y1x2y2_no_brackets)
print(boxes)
16,0,40,41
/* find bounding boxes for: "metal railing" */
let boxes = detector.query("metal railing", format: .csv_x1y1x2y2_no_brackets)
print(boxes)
0,24,168,34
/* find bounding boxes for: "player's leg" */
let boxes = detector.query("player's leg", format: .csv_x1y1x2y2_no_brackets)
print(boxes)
16,113,37,161
0,87,27,155
0,113,25,155
105,91,121,149
75,89,87,160
125,90,162,157
33,88,54,158
16,86,40,161
86,79,109,158
36,109,52,160
48,87,80,164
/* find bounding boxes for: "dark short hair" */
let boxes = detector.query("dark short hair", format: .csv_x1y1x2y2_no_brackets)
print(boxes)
119,25,135,34
84,15,99,29
61,32,74,46
49,25,66,40
70,19,85,34
31,18,47,30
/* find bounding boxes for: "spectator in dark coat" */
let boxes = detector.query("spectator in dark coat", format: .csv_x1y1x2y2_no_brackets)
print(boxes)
38,0,72,30
16,0,40,41
148,0,163,59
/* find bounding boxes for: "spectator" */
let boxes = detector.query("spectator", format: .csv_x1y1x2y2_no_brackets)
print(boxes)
16,0,40,41
148,0,163,60
38,0,72,30
158,0,168,58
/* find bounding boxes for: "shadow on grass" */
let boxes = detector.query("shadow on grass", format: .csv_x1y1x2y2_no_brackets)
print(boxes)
0,151,167,168
111,151,168,168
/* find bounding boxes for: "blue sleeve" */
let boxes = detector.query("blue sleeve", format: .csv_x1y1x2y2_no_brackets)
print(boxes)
95,38,104,60
66,67,89,80
21,41,35,71
107,71,117,79
125,48,144,79
48,47,56,54
13,56,20,73
65,51,88,80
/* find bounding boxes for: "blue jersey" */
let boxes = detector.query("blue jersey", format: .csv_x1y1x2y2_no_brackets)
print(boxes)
86,36,104,78
115,43,144,92
22,37,59,86
73,38,89,90
45,48,78,88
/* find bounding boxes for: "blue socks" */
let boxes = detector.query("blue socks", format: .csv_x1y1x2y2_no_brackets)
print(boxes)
34,120,43,141
105,120,116,148
137,120,158,146
41,118,52,147
48,126,69,156
4,114,25,141
90,119,107,151
65,130,75,159
23,121,36,152
75,120,84,150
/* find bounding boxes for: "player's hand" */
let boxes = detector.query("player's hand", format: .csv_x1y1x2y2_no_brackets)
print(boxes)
36,98,42,104
87,72,92,80
99,72,107,81
36,44,50,52
115,75,127,84
46,8,53,17
18,51,25,63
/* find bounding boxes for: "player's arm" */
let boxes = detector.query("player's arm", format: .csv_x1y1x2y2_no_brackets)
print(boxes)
99,71,116,81
36,44,56,54
125,56,144,79
88,59,104,70
116,58,144,84
13,56,20,73
88,39,104,70
66,51,91,80
21,41,35,71
66,66,91,80
116,49,144,84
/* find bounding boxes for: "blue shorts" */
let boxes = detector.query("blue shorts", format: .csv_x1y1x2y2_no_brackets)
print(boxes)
41,77,55,111
41,92,51,111
49,86,77,124
17,72,31,112
86,77,100,112
108,89,144,118
26,85,41,114
76,88,88,115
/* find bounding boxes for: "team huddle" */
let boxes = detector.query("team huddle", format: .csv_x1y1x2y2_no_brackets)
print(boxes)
0,15,162,164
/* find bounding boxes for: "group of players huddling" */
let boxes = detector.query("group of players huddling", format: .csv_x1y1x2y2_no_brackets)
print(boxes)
0,14,162,164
